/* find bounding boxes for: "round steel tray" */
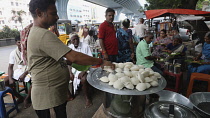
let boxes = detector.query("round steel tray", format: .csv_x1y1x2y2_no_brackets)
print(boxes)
87,68,167,95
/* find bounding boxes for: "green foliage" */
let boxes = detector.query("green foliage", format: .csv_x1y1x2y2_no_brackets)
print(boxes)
145,0,205,10
196,0,208,10
0,25,19,39
145,0,182,10
11,10,26,30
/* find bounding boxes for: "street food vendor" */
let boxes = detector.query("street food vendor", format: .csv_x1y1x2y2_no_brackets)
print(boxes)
28,0,114,117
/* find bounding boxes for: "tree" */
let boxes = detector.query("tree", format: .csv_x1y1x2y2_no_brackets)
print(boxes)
11,10,26,30
145,0,209,42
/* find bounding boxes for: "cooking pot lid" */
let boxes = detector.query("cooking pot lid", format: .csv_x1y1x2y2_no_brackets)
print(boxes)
144,101,200,118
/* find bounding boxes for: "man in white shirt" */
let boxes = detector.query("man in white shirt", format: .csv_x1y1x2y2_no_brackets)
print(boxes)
133,18,148,41
4,35,31,104
68,33,93,108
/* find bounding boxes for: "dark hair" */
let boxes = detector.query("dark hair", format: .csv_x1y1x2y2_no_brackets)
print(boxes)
105,8,115,15
160,29,167,34
173,35,182,43
88,30,93,36
15,34,20,42
139,18,144,23
144,32,154,38
205,31,210,38
122,19,130,28
29,0,56,18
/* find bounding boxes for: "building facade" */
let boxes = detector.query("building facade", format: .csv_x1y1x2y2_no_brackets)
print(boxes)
0,0,32,30
67,0,103,25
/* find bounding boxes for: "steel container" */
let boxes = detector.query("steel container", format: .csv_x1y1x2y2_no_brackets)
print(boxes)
164,62,169,71
144,101,200,118
103,93,146,118
156,90,194,109
87,68,167,118
169,64,174,73
173,63,181,74
189,92,210,118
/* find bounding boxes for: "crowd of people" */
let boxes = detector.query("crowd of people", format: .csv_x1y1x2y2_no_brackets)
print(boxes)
2,0,210,118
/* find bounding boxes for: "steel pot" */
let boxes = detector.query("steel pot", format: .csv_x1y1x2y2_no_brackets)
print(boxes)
169,64,174,73
189,92,210,118
144,101,201,118
103,92,146,118
164,62,169,71
156,90,194,109
174,63,181,74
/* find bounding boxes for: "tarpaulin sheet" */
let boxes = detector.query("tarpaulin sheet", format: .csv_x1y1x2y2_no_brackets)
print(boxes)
145,9,210,19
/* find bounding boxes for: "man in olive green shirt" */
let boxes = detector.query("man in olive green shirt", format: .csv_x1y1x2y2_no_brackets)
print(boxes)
136,32,163,75
28,0,114,118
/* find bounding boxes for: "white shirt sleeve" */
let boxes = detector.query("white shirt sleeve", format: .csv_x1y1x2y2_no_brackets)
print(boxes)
86,45,93,57
9,50,15,64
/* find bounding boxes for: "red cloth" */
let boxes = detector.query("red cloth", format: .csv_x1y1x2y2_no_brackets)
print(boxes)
98,21,118,55
145,9,210,19
20,23,33,65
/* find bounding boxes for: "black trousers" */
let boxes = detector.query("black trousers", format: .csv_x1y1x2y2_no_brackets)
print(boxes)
35,102,67,118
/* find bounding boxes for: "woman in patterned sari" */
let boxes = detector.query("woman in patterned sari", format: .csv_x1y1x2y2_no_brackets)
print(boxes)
187,31,210,81
116,19,134,63
152,29,172,57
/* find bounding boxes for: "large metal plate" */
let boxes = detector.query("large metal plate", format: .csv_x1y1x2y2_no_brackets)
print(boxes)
87,68,167,95
157,90,194,109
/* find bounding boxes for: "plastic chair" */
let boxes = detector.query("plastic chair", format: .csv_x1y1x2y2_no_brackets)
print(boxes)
15,81,31,97
163,70,183,93
186,73,210,97
0,87,19,118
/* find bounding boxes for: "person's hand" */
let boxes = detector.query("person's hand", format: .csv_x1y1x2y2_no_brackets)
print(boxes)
193,57,198,61
154,56,160,60
201,62,208,65
162,49,167,52
9,78,15,85
167,50,172,54
131,53,135,60
69,72,74,81
78,72,86,79
103,53,109,61
19,73,27,82
160,43,166,47
154,42,158,45
101,60,115,70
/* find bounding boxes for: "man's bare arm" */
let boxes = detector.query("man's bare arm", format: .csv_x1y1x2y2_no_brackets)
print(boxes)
65,50,114,69
99,39,109,60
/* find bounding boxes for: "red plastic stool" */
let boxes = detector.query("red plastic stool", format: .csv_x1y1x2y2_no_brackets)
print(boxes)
163,71,183,93
186,73,210,97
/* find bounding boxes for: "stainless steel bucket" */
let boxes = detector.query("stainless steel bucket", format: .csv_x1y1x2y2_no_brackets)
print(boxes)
174,64,181,74
103,92,146,118
0,80,5,91
169,64,174,73
164,62,169,71
189,92,210,118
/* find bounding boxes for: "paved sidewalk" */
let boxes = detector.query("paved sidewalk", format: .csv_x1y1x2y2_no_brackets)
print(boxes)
0,45,16,73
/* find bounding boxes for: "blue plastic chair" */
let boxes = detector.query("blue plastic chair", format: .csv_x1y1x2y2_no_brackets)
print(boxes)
0,87,19,118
